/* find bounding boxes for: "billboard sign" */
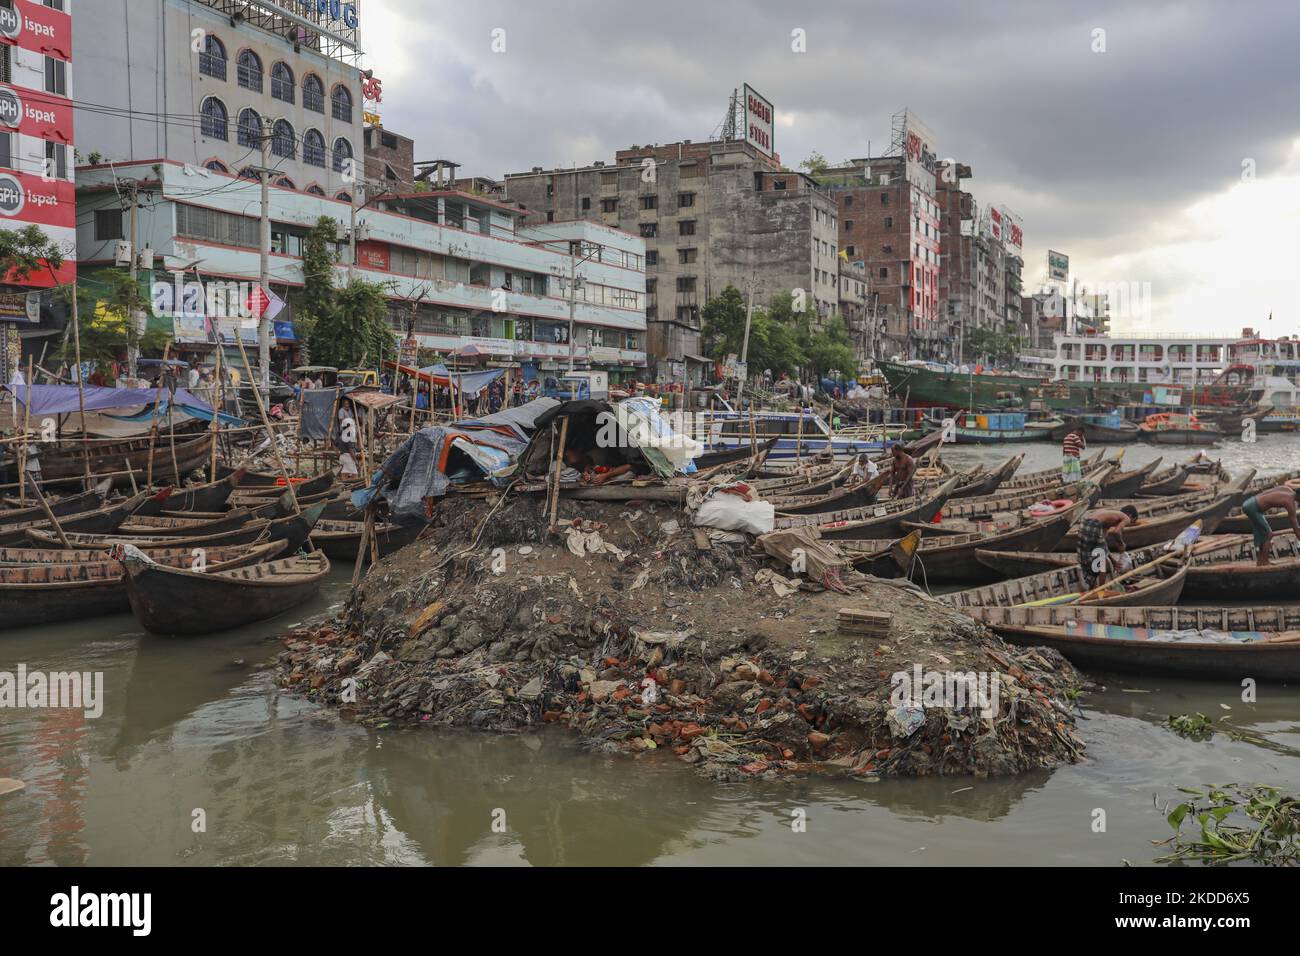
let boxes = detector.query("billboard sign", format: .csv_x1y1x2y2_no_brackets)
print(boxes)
999,206,1024,250
743,84,773,157
901,111,938,194
1048,250,1069,282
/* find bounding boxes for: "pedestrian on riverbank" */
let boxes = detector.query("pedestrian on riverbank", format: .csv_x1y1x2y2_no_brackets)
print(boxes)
889,444,916,498
1061,425,1086,482
1240,484,1300,566
1075,505,1138,588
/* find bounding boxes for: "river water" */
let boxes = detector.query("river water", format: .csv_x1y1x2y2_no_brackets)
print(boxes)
3,436,1300,866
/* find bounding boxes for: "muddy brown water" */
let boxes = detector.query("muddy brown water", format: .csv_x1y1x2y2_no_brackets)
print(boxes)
3,435,1300,865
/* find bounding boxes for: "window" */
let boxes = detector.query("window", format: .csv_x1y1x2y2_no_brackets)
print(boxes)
646,250,658,266
43,141,66,179
678,248,697,264
331,85,353,122
676,276,696,293
844,220,853,232
204,159,229,173
200,97,228,140
176,204,260,248
237,50,263,92
236,108,262,147
303,129,326,166
0,131,10,170
581,197,590,210
303,74,325,112
271,118,295,158
639,223,657,238
306,185,326,196
879,267,888,279
678,220,696,236
332,137,353,173
94,209,123,241
546,211,554,222
645,278,657,294
336,191,352,203
239,167,260,180
44,56,67,96
271,62,294,102
199,36,227,80
545,183,554,197
880,192,889,204
600,170,617,185
275,177,295,190
600,198,617,213
845,245,855,257
844,195,853,207
884,216,893,229
678,193,695,208
773,179,786,190
640,195,657,210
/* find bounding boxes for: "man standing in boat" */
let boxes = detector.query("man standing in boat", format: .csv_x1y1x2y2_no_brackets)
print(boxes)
1240,484,1300,566
1061,425,1086,482
1076,505,1139,588
889,444,916,498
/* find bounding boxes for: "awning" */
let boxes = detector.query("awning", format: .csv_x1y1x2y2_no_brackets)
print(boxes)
684,353,714,364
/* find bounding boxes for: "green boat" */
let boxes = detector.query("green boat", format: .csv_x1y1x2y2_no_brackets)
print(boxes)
877,360,1257,412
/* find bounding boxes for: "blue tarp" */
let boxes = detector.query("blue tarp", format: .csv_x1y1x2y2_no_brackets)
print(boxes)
418,364,506,397
3,384,221,417
106,401,243,426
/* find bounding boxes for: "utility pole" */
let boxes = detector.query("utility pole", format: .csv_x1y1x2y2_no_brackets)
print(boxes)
566,255,579,373
126,181,142,379
735,282,755,406
348,180,361,280
258,132,272,389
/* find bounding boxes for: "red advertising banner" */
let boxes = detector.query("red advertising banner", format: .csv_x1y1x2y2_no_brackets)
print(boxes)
0,84,73,141
0,170,75,229
356,240,391,271
0,0,73,61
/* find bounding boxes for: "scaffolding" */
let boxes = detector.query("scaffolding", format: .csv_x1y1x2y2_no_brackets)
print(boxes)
195,0,362,64
712,88,742,144
887,108,909,158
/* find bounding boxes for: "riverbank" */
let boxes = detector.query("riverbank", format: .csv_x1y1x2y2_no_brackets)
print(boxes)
276,493,1088,780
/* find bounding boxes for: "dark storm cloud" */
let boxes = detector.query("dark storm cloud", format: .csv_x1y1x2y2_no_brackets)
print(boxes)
366,0,1299,263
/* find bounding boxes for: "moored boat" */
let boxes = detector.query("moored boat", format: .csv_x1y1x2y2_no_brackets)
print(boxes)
942,555,1189,608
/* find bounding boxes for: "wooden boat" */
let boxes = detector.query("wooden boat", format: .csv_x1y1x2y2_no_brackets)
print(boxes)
0,539,288,629
748,462,852,497
840,501,1086,583
693,437,779,470
943,555,1189,609
770,472,888,515
0,492,149,548
1054,473,1251,551
0,539,286,567
775,476,961,539
978,534,1300,601
1197,403,1272,435
912,477,1104,528
27,502,326,553
1048,414,1141,444
1139,413,1222,445
130,470,244,516
1213,469,1300,533
1101,456,1163,498
121,550,330,635
957,605,1300,681
226,471,337,500
1136,462,1191,497
921,411,1054,444
948,454,1023,499
33,429,213,486
310,518,427,561
117,508,255,537
0,488,108,530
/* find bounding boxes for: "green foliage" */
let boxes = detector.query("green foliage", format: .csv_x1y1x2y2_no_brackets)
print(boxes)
700,285,860,380
291,216,396,368
805,315,859,379
1160,784,1300,865
0,225,65,282
965,326,1027,365
798,151,829,176
50,269,170,371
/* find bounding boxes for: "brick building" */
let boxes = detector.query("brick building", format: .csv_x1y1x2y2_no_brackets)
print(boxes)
504,138,840,380
363,124,415,193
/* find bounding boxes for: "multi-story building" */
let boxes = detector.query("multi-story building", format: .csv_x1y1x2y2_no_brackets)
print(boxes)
936,161,975,356
363,123,414,193
75,160,647,380
837,255,869,360
821,154,942,359
504,137,839,380
1018,329,1283,385
0,0,76,380
73,0,363,202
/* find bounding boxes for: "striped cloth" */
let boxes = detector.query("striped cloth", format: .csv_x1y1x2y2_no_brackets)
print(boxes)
1062,431,1085,458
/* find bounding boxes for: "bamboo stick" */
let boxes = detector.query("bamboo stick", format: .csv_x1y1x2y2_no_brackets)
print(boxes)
548,417,569,534
234,333,302,515
18,356,31,504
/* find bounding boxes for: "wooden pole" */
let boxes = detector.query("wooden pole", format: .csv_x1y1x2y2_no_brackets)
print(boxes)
547,417,569,534
18,356,32,504
210,346,221,480
68,282,91,483
144,342,170,489
123,457,138,496
352,506,374,588
27,477,71,549
234,333,302,514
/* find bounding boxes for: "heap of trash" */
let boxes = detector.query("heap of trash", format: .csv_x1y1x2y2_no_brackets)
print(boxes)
277,487,1089,781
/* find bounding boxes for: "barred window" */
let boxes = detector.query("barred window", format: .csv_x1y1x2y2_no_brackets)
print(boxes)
330,85,352,123
236,108,262,148
331,137,353,173
303,129,325,167
270,62,294,103
271,119,295,159
199,36,226,80
237,50,263,92
200,97,228,141
303,74,324,113
176,204,259,248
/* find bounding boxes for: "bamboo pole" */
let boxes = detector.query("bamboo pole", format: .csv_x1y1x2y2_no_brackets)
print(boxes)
18,357,31,504
66,283,92,484
27,476,71,548
144,343,170,489
234,333,302,515
123,457,138,495
547,417,569,534
210,346,221,480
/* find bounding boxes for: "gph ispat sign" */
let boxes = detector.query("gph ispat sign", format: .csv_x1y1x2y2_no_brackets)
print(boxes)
0,0,73,60
0,171,73,227
0,83,74,139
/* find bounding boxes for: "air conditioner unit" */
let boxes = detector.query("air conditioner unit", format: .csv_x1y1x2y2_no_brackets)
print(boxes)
114,240,133,267
137,247,155,270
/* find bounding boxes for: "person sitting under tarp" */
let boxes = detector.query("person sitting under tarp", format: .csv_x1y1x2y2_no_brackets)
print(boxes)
562,441,653,485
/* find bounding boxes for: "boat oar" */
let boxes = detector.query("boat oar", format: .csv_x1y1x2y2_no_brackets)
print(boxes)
1065,521,1210,605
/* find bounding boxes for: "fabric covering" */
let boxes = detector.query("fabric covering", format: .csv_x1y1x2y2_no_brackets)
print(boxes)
300,388,341,441
418,364,505,397
4,384,219,417
379,424,531,519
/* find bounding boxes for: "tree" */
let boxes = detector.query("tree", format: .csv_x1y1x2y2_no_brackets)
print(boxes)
798,151,829,176
700,285,806,377
50,269,170,374
0,224,65,282
965,326,1027,366
805,315,859,380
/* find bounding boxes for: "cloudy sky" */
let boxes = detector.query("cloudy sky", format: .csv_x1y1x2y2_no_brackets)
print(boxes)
359,0,1300,338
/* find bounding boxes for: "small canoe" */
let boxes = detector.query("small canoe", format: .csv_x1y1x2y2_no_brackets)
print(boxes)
1136,463,1191,497
0,539,287,629
943,553,1189,608
117,508,255,537
130,470,244,516
122,550,330,635
26,502,326,553
694,437,779,469
774,476,961,539
225,472,337,500
919,476,1105,526
309,518,427,561
959,604,1300,680
0,492,150,548
0,489,108,530
948,453,1023,499
1054,473,1251,551
1101,456,1163,498
0,539,284,567
770,472,889,515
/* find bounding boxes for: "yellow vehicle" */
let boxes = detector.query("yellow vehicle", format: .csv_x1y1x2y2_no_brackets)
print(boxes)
338,369,379,387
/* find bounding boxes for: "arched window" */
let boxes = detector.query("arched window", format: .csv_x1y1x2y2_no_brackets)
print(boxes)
303,129,326,167
331,137,353,173
306,185,326,196
303,74,324,113
237,49,263,92
200,97,228,141
276,177,295,190
270,62,295,103
271,119,295,159
336,191,352,203
330,84,352,123
239,167,260,180
199,36,226,80
236,108,263,148
204,159,229,173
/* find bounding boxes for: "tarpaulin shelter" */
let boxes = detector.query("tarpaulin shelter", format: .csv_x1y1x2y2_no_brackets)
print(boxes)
3,384,237,423
381,360,505,398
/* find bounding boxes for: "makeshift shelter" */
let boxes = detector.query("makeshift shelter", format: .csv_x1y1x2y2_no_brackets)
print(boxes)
2,383,242,429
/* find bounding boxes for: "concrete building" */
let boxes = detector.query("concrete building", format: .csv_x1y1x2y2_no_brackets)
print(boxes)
0,0,76,380
821,155,942,360
504,137,839,381
75,160,647,380
1019,329,1282,386
837,255,869,360
72,0,363,201
363,124,414,193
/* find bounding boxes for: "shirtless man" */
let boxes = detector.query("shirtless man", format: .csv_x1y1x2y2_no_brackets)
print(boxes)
889,444,916,498
1076,505,1140,588
1239,484,1300,566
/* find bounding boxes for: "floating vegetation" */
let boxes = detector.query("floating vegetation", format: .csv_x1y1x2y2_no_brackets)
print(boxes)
1158,785,1300,865
1166,713,1215,741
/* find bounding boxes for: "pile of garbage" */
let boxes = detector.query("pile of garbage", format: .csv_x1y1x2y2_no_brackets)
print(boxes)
277,494,1088,780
